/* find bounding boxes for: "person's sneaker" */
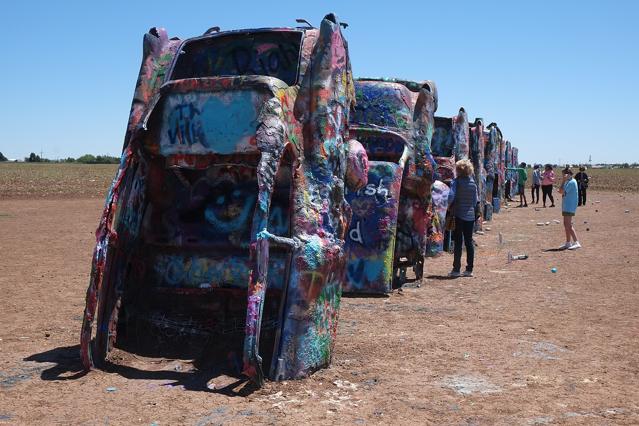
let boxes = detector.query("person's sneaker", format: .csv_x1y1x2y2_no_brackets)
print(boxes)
462,270,474,277
448,270,461,278
568,241,582,250
560,242,572,249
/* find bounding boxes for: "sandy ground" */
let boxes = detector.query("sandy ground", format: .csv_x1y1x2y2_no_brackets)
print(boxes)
1,191,638,425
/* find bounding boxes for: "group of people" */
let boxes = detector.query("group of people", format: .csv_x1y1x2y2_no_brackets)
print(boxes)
446,160,589,277
529,164,589,207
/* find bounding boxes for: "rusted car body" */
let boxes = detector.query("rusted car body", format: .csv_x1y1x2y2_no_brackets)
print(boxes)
80,14,369,386
343,78,437,294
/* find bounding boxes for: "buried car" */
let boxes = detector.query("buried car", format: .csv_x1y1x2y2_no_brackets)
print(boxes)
426,108,469,255
432,107,469,182
343,78,438,294
485,122,503,217
469,118,486,224
80,14,369,387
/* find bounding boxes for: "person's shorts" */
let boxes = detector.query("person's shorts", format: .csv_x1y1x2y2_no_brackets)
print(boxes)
517,184,524,195
562,211,575,217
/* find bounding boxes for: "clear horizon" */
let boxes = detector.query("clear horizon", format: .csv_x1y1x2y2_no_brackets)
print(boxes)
1,0,637,164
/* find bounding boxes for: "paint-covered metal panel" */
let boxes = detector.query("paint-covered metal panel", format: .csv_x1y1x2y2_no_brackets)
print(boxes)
453,108,470,161
498,133,506,200
484,123,501,209
433,107,468,183
505,140,516,198
432,117,454,181
344,161,403,293
425,180,449,256
469,119,485,223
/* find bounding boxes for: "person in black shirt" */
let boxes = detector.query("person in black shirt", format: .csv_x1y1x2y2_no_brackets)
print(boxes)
575,166,589,206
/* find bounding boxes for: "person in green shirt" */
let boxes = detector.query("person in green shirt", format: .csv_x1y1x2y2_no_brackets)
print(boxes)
507,163,529,207
517,163,528,207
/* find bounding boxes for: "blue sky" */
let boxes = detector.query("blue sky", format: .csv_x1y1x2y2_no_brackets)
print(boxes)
1,0,637,164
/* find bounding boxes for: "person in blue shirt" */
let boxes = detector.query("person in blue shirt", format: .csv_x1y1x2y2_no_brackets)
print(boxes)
447,159,479,277
558,168,581,249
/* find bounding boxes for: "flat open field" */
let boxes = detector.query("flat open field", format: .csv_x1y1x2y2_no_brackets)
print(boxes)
580,168,639,193
0,163,118,199
525,167,639,193
1,165,639,424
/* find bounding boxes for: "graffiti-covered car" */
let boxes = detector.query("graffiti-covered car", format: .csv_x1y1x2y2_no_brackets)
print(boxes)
485,122,503,216
469,118,485,223
426,108,469,254
80,14,369,386
343,78,437,294
432,108,469,182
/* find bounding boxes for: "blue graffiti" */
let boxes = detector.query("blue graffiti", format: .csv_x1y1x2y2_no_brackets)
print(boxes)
167,103,206,146
153,254,288,289
268,206,289,236
346,258,385,287
205,188,256,233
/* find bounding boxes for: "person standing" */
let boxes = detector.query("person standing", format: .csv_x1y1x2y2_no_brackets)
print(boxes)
504,176,513,202
558,168,581,249
541,164,555,207
531,164,541,204
517,162,528,207
447,159,479,277
575,166,589,206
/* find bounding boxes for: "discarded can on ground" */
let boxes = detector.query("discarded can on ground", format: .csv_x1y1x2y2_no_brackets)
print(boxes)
508,252,527,262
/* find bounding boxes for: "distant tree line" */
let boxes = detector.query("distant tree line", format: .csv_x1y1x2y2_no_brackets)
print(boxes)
17,152,120,164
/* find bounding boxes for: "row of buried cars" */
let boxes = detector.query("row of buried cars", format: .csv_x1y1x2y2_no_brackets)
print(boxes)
80,14,521,386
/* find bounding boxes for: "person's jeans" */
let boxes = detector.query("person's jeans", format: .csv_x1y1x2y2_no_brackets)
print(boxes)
541,185,554,206
453,218,475,272
578,187,587,206
531,184,540,203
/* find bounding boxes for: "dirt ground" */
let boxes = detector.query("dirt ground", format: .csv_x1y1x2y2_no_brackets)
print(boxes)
1,191,638,425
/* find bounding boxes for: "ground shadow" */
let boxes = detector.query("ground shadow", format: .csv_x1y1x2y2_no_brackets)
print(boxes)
542,247,568,252
104,362,257,396
24,345,258,396
426,274,458,280
23,345,87,381
342,293,389,298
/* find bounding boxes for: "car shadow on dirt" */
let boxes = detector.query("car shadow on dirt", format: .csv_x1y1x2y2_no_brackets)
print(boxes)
23,345,87,381
105,362,257,397
23,345,258,396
